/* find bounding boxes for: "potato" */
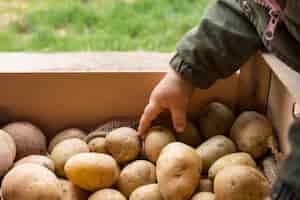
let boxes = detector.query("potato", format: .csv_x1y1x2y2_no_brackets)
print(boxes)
144,126,176,163
3,122,47,160
198,178,213,193
85,130,107,143
198,102,235,139
0,130,16,177
50,138,89,177
176,122,202,147
89,189,126,200
48,128,86,153
106,127,141,164
191,192,215,200
88,137,107,154
95,118,139,133
196,135,237,172
14,155,55,172
59,179,89,200
117,160,156,197
214,165,270,200
157,142,202,200
65,153,120,191
2,164,61,200
208,152,256,179
230,111,273,158
130,184,163,200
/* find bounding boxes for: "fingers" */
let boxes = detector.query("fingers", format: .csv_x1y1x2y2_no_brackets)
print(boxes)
138,102,162,135
171,106,187,133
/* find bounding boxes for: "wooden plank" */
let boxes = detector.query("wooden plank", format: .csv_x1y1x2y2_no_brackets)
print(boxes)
267,74,294,154
0,72,240,138
0,52,172,72
262,53,300,104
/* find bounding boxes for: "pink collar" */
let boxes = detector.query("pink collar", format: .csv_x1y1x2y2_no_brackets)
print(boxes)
255,0,283,41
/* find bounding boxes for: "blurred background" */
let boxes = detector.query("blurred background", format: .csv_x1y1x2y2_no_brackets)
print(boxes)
0,0,209,52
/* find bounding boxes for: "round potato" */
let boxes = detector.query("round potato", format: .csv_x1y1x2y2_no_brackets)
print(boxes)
85,130,107,143
95,118,139,133
106,127,141,164
230,111,273,158
198,178,213,193
65,153,120,191
50,138,89,177
14,155,55,172
214,165,270,200
130,184,163,200
3,122,47,160
157,142,202,200
198,102,235,139
89,189,126,200
144,126,176,163
196,135,237,172
118,160,156,197
59,179,89,200
0,130,16,177
48,128,86,153
208,152,256,179
191,192,215,200
176,122,202,147
88,137,107,154
2,164,61,200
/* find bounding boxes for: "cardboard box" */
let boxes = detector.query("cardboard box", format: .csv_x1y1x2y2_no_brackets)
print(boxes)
0,52,298,155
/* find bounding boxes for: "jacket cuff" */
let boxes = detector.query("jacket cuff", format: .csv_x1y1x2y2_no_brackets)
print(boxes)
169,53,219,89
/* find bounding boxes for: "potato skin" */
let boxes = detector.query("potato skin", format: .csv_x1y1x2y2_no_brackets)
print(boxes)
65,153,120,191
198,102,235,139
176,122,202,147
0,130,16,177
59,179,89,200
130,184,163,200
118,160,156,197
157,142,202,200
144,126,176,163
191,192,215,200
214,165,270,200
89,189,126,200
230,111,273,158
51,138,89,177
208,152,256,179
14,155,55,172
88,137,107,154
3,122,47,160
106,127,141,164
2,164,61,200
48,128,86,153
196,135,237,172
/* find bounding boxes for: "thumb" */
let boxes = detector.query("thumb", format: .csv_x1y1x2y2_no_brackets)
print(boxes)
170,107,187,133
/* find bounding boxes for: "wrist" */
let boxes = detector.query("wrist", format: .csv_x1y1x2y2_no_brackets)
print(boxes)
168,66,195,93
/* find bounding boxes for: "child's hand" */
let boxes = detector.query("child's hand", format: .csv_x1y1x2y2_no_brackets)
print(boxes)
138,67,194,134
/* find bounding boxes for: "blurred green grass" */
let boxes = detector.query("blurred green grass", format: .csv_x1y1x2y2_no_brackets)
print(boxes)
0,0,209,52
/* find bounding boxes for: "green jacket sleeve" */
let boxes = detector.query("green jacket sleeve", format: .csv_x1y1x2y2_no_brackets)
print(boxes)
170,0,263,88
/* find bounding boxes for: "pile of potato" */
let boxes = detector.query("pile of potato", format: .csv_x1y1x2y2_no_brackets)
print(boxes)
0,102,274,200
